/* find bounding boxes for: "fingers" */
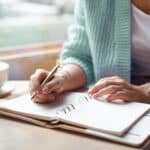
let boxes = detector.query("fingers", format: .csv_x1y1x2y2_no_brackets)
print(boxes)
88,76,126,95
32,78,64,103
107,89,142,103
91,85,122,99
33,93,57,103
87,76,136,103
42,76,64,94
30,70,65,103
107,90,130,102
30,69,48,93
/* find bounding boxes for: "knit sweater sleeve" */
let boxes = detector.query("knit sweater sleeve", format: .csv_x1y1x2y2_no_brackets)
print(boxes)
59,0,94,85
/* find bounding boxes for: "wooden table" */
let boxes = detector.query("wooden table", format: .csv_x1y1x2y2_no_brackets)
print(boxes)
0,81,149,150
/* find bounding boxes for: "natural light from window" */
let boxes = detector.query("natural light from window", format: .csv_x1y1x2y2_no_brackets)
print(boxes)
0,0,74,50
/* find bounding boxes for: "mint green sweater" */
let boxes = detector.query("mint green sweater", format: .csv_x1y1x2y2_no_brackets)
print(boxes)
60,0,131,85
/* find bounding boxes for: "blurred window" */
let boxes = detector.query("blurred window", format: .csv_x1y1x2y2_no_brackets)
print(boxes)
0,0,74,50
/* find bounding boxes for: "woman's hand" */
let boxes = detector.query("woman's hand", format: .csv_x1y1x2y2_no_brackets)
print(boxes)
29,69,67,103
88,76,150,103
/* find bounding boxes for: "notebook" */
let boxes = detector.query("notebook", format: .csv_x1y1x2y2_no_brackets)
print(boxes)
0,92,149,138
86,111,150,146
46,111,150,147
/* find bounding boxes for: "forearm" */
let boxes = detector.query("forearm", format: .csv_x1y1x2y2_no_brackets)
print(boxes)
58,64,87,91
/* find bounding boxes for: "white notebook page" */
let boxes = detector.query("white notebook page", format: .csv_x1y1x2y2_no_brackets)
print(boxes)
86,112,150,146
0,94,78,121
0,92,149,136
56,93,150,136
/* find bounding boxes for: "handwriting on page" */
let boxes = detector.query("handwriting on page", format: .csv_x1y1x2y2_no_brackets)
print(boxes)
56,95,90,115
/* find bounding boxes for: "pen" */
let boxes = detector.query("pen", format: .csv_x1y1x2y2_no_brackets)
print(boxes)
31,61,63,99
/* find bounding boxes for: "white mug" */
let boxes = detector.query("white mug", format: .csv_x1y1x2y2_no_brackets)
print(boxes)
0,61,9,88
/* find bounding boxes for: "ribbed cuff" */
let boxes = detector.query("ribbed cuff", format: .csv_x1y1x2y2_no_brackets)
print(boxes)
60,57,94,86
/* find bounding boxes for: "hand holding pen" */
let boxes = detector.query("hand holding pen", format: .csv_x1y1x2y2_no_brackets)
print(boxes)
29,61,70,103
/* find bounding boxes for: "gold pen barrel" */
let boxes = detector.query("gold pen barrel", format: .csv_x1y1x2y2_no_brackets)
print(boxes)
31,60,63,100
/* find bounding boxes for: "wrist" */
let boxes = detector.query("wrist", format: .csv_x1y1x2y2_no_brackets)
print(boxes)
137,83,150,99
55,68,71,91
144,83,150,98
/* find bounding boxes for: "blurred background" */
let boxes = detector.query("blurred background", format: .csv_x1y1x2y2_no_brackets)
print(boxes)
0,0,75,50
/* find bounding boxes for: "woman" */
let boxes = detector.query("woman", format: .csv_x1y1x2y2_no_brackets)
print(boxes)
30,0,150,103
